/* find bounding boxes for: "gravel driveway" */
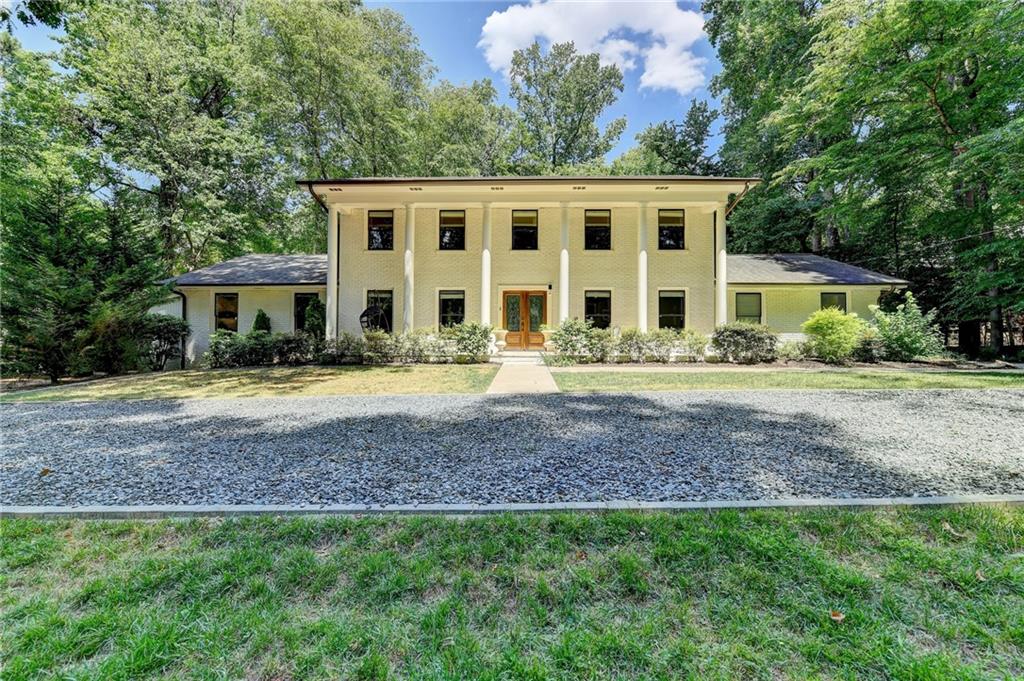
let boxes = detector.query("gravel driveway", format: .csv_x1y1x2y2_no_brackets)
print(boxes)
3,390,1023,506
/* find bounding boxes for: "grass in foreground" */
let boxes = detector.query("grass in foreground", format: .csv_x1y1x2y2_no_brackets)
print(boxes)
1,365,499,402
2,509,1022,680
553,369,1024,393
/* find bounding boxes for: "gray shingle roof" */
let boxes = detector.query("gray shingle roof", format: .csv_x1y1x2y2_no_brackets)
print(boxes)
727,254,908,285
170,253,906,287
172,254,327,286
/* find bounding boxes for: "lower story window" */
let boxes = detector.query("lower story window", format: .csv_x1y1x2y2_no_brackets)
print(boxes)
294,293,319,333
584,290,611,329
366,290,393,332
439,290,465,328
735,292,762,324
820,292,847,312
214,293,238,332
658,291,686,329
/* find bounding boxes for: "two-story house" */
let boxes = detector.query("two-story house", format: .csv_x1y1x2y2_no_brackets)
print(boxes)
160,176,907,363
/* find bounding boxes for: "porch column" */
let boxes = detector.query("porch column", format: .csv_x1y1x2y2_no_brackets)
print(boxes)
480,203,492,325
715,204,728,326
403,203,416,332
325,204,340,339
558,202,569,323
637,201,648,331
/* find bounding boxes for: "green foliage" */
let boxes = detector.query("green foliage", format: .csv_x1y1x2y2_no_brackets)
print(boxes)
777,340,808,362
302,296,326,339
645,329,677,363
508,41,625,172
586,328,617,364
440,322,492,361
801,308,867,364
616,328,649,364
852,327,883,364
251,308,272,333
677,329,709,362
871,292,945,362
628,100,722,175
320,332,365,365
550,318,593,359
711,323,778,364
144,314,191,370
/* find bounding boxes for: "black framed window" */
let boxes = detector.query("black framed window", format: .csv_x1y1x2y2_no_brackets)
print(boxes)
439,210,465,250
366,290,393,331
736,292,762,324
658,291,686,329
820,292,847,312
294,293,319,332
214,293,238,332
657,209,685,250
511,210,538,250
584,209,611,250
439,290,466,328
368,210,394,250
584,290,611,329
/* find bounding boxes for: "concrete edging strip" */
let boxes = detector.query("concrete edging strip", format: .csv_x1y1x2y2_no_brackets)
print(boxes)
3,494,1024,519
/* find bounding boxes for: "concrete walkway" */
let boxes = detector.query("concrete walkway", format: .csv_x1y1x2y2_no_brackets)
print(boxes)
486,352,559,393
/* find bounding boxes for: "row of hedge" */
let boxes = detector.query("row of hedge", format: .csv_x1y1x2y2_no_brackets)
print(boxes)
202,322,493,369
548,292,944,365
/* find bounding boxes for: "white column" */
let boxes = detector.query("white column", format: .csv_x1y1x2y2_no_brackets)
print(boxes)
403,203,416,332
715,204,728,327
637,201,649,331
480,203,492,325
325,204,340,339
558,202,570,323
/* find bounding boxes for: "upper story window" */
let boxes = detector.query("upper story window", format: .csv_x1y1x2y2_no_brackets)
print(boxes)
439,210,465,250
511,210,538,250
214,293,238,332
294,293,319,333
736,292,762,325
820,292,847,312
658,291,686,329
657,209,685,250
368,210,394,250
584,210,611,250
439,290,466,328
584,290,611,329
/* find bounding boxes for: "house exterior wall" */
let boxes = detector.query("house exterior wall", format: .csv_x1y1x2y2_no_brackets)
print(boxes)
176,286,325,364
726,284,889,339
334,203,718,334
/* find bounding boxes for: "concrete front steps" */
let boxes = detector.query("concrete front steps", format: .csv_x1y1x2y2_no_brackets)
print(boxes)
490,350,545,366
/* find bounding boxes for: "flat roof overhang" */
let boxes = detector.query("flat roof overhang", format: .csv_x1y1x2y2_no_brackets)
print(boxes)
297,175,761,209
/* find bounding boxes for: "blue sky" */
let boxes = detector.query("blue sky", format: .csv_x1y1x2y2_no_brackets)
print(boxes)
14,0,724,161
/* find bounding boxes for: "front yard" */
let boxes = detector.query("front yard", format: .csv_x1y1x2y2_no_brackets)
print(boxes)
3,508,1022,679
553,368,1024,393
1,365,499,402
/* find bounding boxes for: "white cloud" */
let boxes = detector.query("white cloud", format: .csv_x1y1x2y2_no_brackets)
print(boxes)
478,0,707,96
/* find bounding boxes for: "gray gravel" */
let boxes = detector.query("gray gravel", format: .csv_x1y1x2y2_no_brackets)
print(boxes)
3,390,1023,506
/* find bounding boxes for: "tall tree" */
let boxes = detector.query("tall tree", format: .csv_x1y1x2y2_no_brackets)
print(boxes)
622,100,722,175
508,41,625,173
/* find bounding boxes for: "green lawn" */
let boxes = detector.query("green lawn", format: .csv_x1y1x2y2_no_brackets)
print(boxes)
553,369,1024,393
1,365,499,402
3,509,1022,679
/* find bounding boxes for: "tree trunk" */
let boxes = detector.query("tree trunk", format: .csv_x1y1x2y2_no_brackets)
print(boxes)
958,320,981,357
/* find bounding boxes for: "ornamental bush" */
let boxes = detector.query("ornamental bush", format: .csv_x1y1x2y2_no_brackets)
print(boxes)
711,322,778,364
320,332,364,364
302,297,326,338
646,329,677,363
801,307,867,364
586,327,617,363
550,318,592,359
362,330,394,364
870,292,944,361
143,314,191,370
617,328,649,363
442,321,492,361
251,308,272,333
676,329,709,362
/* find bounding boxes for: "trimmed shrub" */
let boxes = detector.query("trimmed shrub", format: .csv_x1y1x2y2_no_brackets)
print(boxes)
442,322,492,361
271,333,312,365
617,328,649,363
711,323,778,364
550,318,592,359
302,297,326,338
362,330,394,364
320,332,364,365
586,327,617,363
777,340,808,362
853,327,883,363
252,308,272,333
646,329,677,363
801,307,867,364
870,292,944,361
677,329,709,362
144,314,191,370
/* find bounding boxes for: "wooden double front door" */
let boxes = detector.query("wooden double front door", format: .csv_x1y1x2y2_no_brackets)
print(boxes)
502,290,547,349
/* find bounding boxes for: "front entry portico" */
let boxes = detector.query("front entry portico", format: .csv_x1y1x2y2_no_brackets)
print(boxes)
502,290,547,349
